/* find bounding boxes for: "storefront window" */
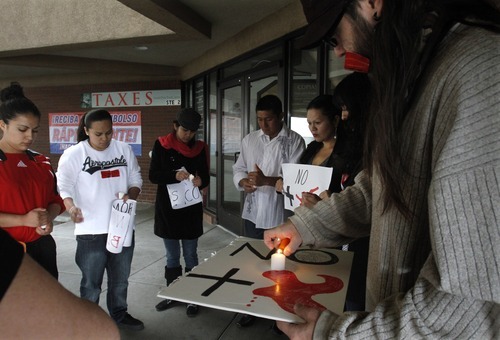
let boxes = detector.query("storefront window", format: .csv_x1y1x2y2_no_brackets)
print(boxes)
194,79,205,140
289,40,318,145
207,72,217,211
326,46,350,94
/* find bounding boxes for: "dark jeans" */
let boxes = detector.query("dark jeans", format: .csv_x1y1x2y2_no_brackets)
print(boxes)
26,235,58,279
163,238,199,269
75,233,135,322
243,219,264,240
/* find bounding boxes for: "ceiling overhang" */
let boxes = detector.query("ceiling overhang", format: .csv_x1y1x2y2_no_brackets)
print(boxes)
117,0,211,39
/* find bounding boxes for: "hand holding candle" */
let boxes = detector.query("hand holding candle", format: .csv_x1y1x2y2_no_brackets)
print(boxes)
270,238,290,271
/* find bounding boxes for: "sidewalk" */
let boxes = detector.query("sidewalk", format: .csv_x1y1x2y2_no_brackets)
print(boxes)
52,203,287,340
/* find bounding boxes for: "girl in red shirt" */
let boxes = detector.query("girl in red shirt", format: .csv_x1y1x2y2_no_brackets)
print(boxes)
0,83,65,278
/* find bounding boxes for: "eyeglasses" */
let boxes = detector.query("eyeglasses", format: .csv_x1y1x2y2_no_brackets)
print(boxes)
323,37,338,49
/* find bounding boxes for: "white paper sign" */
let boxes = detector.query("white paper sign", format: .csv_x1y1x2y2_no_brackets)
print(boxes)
281,163,333,211
106,199,137,253
158,238,353,323
166,180,202,210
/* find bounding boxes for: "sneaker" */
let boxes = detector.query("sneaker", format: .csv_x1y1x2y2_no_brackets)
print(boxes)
155,299,178,312
236,314,255,328
186,303,199,317
117,313,144,331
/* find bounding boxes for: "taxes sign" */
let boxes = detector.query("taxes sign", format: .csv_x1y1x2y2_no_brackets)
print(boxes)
91,89,181,107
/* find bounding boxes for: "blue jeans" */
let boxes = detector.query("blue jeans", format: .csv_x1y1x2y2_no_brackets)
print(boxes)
75,233,134,322
163,238,198,270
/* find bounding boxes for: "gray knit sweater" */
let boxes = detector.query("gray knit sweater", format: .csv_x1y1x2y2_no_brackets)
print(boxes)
289,24,500,339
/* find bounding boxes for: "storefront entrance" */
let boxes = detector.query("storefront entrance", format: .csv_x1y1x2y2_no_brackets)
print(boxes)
216,68,280,235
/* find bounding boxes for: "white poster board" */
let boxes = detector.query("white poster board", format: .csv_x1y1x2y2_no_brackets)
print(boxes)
158,238,353,323
106,199,137,253
281,163,332,211
166,180,203,210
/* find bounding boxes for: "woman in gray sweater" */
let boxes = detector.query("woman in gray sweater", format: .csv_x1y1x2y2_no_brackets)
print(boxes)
265,0,500,338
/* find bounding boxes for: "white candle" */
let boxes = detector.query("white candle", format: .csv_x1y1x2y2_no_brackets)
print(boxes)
271,252,286,270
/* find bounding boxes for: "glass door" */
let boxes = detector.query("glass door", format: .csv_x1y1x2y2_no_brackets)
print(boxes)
217,69,280,235
218,82,244,234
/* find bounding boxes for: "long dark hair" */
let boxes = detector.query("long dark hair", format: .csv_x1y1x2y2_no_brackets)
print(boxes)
0,82,41,123
77,109,112,142
362,0,500,217
333,72,370,162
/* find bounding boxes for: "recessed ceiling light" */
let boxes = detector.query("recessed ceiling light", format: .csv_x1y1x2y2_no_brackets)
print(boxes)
134,46,148,51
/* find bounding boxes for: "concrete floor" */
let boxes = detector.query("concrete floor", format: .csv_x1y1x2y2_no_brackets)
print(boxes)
52,202,287,340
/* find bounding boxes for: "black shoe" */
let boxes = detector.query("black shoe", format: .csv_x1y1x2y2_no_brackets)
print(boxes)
186,304,199,317
116,313,144,331
155,299,178,312
236,314,255,328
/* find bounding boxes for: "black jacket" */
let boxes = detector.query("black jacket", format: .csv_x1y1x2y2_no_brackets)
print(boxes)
149,139,209,239
299,140,361,193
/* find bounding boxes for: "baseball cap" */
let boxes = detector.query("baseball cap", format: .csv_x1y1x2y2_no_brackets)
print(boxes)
176,108,201,131
297,0,354,49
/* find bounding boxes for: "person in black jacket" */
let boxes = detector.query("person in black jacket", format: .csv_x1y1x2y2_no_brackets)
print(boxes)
149,108,209,317
277,72,371,311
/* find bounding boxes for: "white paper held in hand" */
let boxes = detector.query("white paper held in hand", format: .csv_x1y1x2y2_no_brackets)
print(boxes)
106,199,137,253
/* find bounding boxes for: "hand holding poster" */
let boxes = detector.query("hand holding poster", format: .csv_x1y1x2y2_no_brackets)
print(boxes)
167,180,202,210
281,163,332,211
106,199,137,253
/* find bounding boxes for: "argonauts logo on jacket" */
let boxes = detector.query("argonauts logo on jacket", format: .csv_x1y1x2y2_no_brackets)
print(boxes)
81,155,128,176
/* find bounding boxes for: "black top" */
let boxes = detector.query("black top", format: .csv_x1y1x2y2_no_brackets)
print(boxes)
299,140,362,193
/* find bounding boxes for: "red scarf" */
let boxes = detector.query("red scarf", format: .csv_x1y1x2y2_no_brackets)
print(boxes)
158,133,208,161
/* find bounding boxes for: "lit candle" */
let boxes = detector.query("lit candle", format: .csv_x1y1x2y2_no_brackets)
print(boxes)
271,250,286,270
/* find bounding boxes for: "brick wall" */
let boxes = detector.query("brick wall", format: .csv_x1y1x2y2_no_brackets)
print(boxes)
24,80,182,203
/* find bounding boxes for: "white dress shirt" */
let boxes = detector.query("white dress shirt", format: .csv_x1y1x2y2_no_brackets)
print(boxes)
233,125,305,229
